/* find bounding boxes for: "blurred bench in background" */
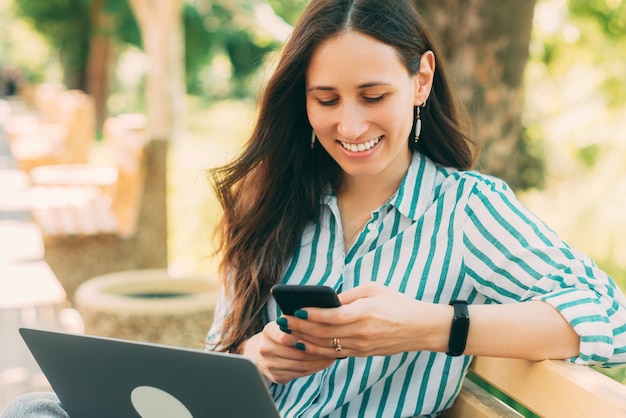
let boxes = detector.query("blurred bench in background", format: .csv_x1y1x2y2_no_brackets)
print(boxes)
23,113,149,300
3,88,154,301
28,113,147,239
0,221,79,410
4,84,95,172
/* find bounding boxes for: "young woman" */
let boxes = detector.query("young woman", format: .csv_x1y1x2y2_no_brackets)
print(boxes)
205,0,626,416
3,0,625,417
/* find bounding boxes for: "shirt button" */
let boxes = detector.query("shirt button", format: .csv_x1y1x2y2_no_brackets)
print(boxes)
367,223,376,231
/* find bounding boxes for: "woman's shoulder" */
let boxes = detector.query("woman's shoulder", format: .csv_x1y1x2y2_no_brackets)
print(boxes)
397,154,517,220
425,159,515,205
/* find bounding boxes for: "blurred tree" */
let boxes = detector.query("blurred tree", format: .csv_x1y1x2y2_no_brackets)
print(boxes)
13,0,92,90
189,1,281,97
416,0,540,190
127,0,185,142
123,0,186,276
183,4,215,94
93,0,142,127
119,0,279,273
13,0,280,125
13,0,139,131
11,0,284,277
267,0,310,25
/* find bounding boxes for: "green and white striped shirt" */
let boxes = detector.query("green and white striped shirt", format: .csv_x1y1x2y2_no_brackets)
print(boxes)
207,152,626,417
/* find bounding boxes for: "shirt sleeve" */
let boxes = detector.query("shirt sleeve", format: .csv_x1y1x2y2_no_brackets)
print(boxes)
461,175,626,366
204,285,230,351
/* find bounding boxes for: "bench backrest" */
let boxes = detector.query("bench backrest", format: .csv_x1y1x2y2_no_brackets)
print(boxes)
103,114,147,238
444,356,626,417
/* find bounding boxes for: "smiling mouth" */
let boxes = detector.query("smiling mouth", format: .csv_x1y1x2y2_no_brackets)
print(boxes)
339,136,382,153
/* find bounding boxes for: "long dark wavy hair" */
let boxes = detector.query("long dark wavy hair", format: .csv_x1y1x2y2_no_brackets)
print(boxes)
209,0,476,352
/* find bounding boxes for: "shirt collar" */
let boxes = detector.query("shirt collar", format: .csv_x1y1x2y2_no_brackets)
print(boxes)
321,152,438,222
388,152,438,221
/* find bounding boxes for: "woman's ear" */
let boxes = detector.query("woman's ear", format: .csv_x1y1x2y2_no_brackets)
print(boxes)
414,51,435,106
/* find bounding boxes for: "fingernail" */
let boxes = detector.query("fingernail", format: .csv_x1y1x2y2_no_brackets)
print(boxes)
276,317,288,328
279,327,292,335
294,310,308,320
294,342,306,351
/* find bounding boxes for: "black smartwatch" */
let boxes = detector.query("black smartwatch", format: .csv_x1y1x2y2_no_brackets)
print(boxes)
447,300,469,356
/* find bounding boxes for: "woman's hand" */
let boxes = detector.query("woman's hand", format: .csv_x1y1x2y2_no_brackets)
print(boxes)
280,282,451,357
241,320,337,384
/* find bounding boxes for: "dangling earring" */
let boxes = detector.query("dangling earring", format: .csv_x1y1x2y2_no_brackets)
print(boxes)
311,130,316,150
414,106,422,143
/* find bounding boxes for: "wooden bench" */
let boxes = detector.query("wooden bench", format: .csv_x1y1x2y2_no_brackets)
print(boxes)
4,87,95,172
27,113,147,238
21,113,153,301
0,169,32,220
0,221,76,409
443,356,626,417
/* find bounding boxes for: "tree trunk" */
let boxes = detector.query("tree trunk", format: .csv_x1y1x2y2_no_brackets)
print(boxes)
86,0,114,134
125,0,186,270
416,0,537,189
41,131,169,302
127,0,186,142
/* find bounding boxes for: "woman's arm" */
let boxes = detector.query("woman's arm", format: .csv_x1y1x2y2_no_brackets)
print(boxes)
279,283,579,360
462,177,626,365
463,300,579,360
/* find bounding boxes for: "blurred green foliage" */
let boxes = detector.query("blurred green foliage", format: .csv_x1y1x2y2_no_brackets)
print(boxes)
524,1,626,298
8,0,625,106
569,0,626,39
12,0,281,96
184,1,281,96
267,0,309,25
517,125,547,190
576,143,602,170
566,0,626,109
183,4,216,94
12,0,94,87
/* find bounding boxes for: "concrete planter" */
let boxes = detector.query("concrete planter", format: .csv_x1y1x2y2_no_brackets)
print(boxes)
75,269,218,349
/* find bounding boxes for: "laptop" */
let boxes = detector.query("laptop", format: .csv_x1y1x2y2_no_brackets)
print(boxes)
19,328,281,418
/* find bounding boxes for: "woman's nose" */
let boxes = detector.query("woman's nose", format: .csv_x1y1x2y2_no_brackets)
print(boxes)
336,104,367,140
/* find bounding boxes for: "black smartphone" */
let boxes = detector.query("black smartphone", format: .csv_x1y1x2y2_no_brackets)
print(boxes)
271,284,341,315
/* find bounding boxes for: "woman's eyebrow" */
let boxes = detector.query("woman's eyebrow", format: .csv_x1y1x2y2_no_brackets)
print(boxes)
357,81,393,89
307,85,335,92
307,81,393,92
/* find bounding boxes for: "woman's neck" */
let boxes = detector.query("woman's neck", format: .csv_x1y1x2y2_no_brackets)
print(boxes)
337,154,410,209
337,158,411,250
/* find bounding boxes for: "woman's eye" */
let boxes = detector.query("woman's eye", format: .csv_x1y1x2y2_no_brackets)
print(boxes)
363,94,385,103
318,98,339,106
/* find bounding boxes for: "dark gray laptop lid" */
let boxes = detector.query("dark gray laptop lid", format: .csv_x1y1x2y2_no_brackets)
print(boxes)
19,328,281,418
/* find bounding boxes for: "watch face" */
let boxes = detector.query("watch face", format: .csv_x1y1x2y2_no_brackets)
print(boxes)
452,316,469,333
449,317,470,355
448,302,470,356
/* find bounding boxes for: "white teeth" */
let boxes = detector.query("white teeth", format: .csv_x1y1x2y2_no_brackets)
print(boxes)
340,136,381,152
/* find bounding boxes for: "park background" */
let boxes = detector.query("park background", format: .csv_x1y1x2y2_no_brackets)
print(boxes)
1,0,625,385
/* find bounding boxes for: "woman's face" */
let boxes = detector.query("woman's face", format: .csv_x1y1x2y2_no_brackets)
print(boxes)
306,31,428,186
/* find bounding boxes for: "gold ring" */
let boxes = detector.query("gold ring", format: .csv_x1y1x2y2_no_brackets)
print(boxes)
333,337,342,352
